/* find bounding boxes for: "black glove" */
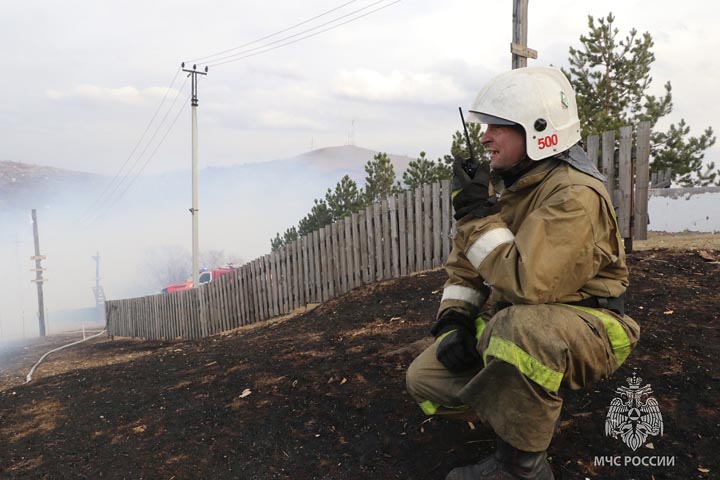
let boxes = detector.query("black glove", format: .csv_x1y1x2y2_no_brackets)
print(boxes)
451,156,500,220
431,310,482,373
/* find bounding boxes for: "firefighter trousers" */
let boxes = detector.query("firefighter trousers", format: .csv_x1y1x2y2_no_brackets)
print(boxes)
406,303,640,452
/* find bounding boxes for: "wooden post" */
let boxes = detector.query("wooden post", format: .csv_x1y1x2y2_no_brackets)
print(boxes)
389,196,400,278
318,226,332,302
406,190,416,273
414,186,423,272
617,126,633,248
601,131,616,202
312,230,322,303
359,211,369,285
634,121,651,241
423,184,432,270
338,220,347,293
398,194,407,276
345,217,355,289
351,213,361,288
365,206,375,283
30,209,47,337
586,134,600,168
381,199,391,280
373,203,383,281
511,0,537,69
301,236,310,306
440,179,451,262
432,182,441,267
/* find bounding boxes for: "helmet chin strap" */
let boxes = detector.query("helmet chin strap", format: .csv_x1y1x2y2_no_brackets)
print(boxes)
495,156,536,187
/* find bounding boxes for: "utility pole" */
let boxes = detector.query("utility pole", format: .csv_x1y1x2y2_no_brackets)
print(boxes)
91,252,106,323
511,0,537,69
182,63,208,288
30,209,47,337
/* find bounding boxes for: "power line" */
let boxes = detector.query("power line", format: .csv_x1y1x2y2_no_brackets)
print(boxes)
82,0,402,224
83,82,191,226
188,0,360,64
206,0,401,68
77,68,184,225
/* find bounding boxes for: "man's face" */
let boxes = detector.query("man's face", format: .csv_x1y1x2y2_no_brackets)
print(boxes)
481,124,526,171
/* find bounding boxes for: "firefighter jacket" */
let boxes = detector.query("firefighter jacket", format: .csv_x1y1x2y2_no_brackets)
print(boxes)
438,156,630,320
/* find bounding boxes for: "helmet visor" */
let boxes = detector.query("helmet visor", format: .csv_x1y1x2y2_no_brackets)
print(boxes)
466,111,516,126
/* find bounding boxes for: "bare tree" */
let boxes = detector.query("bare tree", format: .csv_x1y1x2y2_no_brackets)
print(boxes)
143,245,191,291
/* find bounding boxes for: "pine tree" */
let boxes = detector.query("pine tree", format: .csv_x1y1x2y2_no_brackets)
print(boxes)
402,151,451,190
270,228,297,252
443,122,490,167
364,152,402,203
565,13,717,186
652,119,717,186
325,175,366,220
270,233,284,252
297,199,333,237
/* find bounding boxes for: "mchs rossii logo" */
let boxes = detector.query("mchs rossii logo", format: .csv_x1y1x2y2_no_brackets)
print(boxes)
605,373,664,451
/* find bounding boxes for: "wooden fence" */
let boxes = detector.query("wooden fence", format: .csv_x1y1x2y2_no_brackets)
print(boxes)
106,122,651,340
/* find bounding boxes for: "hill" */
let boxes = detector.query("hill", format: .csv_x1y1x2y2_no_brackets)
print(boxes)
0,160,102,212
0,145,413,213
0,249,717,479
0,145,416,320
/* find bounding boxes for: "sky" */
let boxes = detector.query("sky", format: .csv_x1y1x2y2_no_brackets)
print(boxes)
1,0,719,339
1,0,718,175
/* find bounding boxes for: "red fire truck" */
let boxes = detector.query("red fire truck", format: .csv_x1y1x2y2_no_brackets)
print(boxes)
161,266,237,294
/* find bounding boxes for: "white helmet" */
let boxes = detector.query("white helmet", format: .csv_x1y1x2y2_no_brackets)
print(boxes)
467,67,581,161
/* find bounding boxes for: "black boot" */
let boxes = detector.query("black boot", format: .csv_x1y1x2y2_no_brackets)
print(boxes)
445,438,554,480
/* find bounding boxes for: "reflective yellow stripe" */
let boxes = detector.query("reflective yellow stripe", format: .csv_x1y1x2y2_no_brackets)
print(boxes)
418,400,471,416
475,317,486,339
563,304,633,367
419,400,440,415
451,189,461,199
483,336,563,393
434,329,456,344
434,318,486,344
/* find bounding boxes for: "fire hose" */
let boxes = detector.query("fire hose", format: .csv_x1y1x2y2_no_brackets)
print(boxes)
25,330,106,384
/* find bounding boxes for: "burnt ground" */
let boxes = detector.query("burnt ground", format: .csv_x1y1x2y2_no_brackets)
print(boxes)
0,249,718,480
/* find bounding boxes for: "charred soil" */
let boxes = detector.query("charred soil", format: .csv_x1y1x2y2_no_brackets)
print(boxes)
0,249,718,479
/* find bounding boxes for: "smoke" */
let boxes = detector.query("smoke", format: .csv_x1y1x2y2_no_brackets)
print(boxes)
0,146,413,341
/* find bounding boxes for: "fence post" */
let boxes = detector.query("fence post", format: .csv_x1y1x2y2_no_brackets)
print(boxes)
423,184,432,270
586,134,600,169
398,193,407,276
432,182,441,267
389,196,400,278
634,121,651,241
414,186,423,272
601,131,616,203
359,210,369,285
373,202,383,281
366,205,376,283
381,199,391,280
440,179,451,262
337,220,347,294
617,126,633,245
351,213,361,288
345,216,356,289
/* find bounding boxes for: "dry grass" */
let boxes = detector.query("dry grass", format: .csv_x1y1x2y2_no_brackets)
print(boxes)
634,231,720,251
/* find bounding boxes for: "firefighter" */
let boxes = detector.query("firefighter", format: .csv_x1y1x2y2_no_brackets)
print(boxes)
405,67,640,480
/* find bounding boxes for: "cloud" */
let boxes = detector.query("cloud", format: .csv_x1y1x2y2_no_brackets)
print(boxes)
45,84,181,104
331,68,467,105
257,110,325,130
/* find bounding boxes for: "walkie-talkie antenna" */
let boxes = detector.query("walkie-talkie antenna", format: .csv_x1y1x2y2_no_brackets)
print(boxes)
459,107,476,162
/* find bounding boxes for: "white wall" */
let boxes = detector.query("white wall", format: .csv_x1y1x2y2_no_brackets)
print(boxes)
648,187,720,232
